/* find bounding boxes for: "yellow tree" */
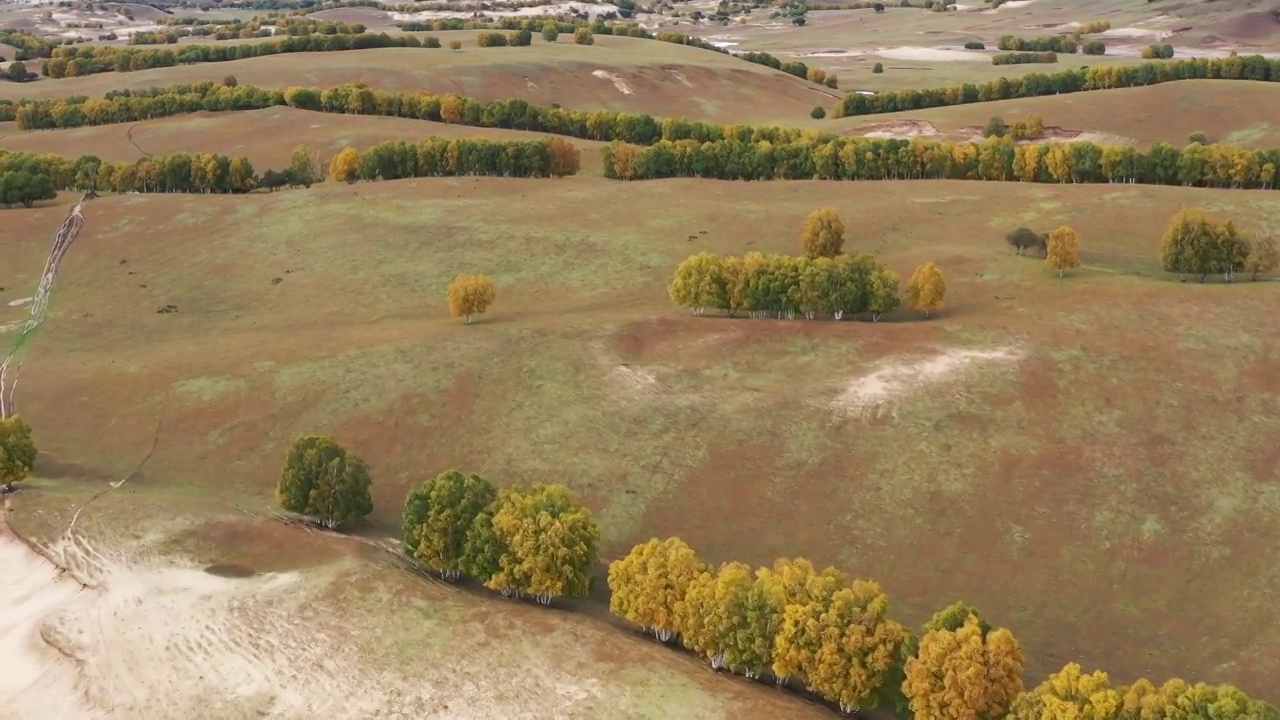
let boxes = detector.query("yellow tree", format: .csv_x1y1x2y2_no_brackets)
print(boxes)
608,537,708,643
1245,231,1279,280
486,483,600,604
1046,226,1081,277
0,415,37,492
544,137,581,177
800,207,846,259
903,614,1025,720
767,558,851,685
906,262,946,318
676,561,755,670
329,147,360,183
1010,663,1122,720
804,580,908,714
669,252,727,315
446,273,497,324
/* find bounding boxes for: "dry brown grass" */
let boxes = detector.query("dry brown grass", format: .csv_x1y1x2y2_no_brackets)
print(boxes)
5,177,1280,704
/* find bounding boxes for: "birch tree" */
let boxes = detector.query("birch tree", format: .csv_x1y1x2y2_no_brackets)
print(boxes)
608,537,708,642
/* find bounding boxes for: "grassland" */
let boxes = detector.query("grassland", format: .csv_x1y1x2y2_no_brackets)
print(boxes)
5,0,1280,716
5,177,1280,704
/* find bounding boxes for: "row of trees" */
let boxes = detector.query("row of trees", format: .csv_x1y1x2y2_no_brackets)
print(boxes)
601,136,1280,189
997,34,1078,53
41,32,429,78
402,470,599,604
131,16,366,43
835,54,1280,116
992,52,1058,66
668,209,948,320
1,148,260,196
325,137,579,182
609,537,1279,719
1160,209,1278,281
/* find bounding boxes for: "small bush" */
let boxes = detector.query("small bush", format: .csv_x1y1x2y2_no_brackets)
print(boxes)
1081,40,1106,55
1189,132,1208,145
477,32,507,47
423,35,441,48
449,40,462,50
964,41,986,50
811,105,827,119
222,74,237,87
574,27,594,45
824,73,839,88
872,62,884,73
1141,43,1174,59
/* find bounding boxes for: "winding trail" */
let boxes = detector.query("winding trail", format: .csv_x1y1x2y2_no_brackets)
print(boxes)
1,198,88,419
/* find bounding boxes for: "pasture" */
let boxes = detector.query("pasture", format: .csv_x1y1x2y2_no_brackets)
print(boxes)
4,0,1280,716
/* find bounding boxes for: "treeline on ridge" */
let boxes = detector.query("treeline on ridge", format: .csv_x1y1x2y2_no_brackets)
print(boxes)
40,32,430,78
130,16,367,44
602,135,1280,190
836,54,1280,116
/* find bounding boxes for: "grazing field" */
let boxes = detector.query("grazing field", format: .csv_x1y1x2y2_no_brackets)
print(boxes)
5,178,1280,706
0,36,839,125
824,80,1280,148
0,107,608,174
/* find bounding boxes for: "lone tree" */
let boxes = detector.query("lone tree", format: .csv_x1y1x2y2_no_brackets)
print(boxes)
906,262,946,318
541,19,559,41
608,536,708,642
574,27,594,45
1159,208,1250,282
446,273,497,324
401,469,497,580
483,483,600,605
800,207,846,259
1046,226,1081,277
0,415,37,493
275,436,373,529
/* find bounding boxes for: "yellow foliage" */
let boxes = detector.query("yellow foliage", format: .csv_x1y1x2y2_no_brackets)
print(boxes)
328,147,360,183
544,137,581,177
608,537,707,642
906,262,946,317
446,273,497,324
903,614,1025,720
1011,663,1122,720
799,207,846,259
0,415,37,487
1046,226,1081,277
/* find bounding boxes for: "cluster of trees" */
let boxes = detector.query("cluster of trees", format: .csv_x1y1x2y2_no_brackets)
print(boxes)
0,30,65,61
836,54,1280,116
668,208,947,320
1160,209,1278,281
601,135,1280,190
0,169,57,208
740,51,839,87
997,34,1078,53
325,137,580,183
131,16,366,43
40,32,428,78
983,113,1046,139
475,29,532,46
992,52,1059,66
446,274,498,324
1142,43,1176,59
0,415,37,493
402,470,599,604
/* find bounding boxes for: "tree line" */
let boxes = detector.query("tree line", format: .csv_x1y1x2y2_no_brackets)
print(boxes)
997,34,1078,53
267,430,1280,719
991,52,1058,66
129,16,367,44
40,32,431,78
835,54,1280,116
325,136,580,182
601,135,1280,190
1160,208,1278,281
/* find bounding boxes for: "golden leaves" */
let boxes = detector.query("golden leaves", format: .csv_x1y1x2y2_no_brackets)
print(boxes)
906,262,947,317
1046,226,1082,277
904,614,1025,720
446,274,497,324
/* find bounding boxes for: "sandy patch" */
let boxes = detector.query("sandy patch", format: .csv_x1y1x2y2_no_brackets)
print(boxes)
1098,27,1168,40
609,364,662,399
860,119,940,139
390,2,616,21
592,69,634,95
829,347,1021,418
7,297,33,307
665,68,694,88
987,0,1038,9
877,46,989,62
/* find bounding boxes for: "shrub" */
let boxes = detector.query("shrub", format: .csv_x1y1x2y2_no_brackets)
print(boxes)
1081,40,1106,55
0,415,37,491
1141,43,1174,59
811,105,827,119
449,40,462,50
275,436,373,530
477,32,507,47
872,62,884,73
423,35,441,48
1006,227,1048,256
541,20,559,41
964,41,985,50
574,27,594,45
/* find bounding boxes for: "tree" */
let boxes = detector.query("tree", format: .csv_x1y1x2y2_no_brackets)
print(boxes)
446,273,497,324
484,483,601,604
669,252,728,315
1010,663,1122,720
402,469,498,579
329,147,360,183
1006,227,1047,256
288,145,322,187
906,262,946,318
542,20,559,42
873,62,885,73
0,415,37,492
923,601,992,636
904,615,1024,720
677,561,756,670
800,207,846,259
1245,231,1279,280
574,27,594,45
275,436,373,529
608,537,708,642
1045,226,1081,277
811,105,827,120
799,581,909,714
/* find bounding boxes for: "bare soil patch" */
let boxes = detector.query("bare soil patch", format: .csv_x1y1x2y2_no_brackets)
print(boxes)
828,347,1022,419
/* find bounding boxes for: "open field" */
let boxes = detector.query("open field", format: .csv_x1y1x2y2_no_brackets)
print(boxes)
823,80,1280,148
0,107,609,174
4,177,1280,708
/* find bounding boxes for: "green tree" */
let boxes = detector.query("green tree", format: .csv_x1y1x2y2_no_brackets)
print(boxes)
811,105,826,120
924,601,993,636
873,62,884,73
0,415,37,492
800,207,846,258
906,262,946,318
608,537,708,642
541,20,559,42
867,268,900,321
485,484,600,604
287,145,322,187
574,27,594,45
460,510,503,583
903,614,1025,720
402,469,498,579
1046,226,1081,277
275,436,373,530
669,252,728,315
677,561,756,670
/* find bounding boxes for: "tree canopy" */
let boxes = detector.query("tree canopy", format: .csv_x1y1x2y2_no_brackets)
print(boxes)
800,207,846,259
446,274,497,324
609,537,707,642
485,483,600,604
1160,208,1259,282
402,470,498,579
0,415,37,490
275,436,373,529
